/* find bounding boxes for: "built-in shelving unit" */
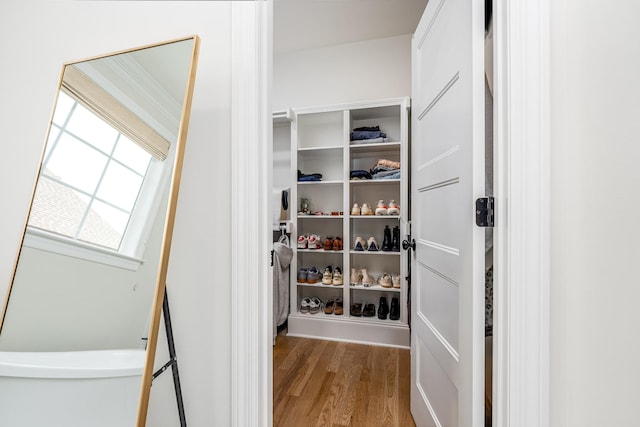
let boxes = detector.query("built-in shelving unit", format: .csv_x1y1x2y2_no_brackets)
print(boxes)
287,97,410,348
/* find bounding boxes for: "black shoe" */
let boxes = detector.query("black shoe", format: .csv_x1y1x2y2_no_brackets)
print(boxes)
389,297,400,320
382,225,392,251
350,302,362,317
378,297,389,319
392,226,400,252
362,303,376,317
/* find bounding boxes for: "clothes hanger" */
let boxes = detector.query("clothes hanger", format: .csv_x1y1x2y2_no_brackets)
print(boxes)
278,227,289,246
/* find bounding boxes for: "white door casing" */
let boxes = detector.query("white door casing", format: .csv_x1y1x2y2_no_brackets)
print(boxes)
410,0,485,425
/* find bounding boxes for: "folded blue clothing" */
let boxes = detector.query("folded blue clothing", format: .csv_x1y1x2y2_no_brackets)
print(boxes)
350,170,372,180
372,169,400,179
373,171,400,180
298,170,323,181
351,130,387,141
371,165,399,174
298,175,322,182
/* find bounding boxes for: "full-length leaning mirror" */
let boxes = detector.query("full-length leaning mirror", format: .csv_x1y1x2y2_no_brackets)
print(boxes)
0,36,199,426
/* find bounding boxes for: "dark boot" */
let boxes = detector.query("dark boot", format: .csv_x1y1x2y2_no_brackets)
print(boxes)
382,225,392,251
389,297,400,320
378,297,389,319
392,226,400,252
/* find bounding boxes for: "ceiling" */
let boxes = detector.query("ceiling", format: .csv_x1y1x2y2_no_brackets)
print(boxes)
273,0,429,54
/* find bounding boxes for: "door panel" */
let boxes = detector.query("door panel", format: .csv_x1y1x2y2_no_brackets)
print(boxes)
411,0,485,425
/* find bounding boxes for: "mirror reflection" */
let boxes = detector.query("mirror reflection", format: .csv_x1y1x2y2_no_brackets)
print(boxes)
1,38,195,351
0,37,198,427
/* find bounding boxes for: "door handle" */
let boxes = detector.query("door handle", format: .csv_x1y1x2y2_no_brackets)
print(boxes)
402,239,416,251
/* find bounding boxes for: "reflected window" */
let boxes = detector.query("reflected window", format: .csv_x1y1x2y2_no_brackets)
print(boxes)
29,92,153,251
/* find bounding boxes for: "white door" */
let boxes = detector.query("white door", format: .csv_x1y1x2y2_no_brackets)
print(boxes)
410,0,485,426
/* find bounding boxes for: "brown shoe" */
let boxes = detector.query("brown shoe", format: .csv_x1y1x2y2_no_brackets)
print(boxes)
362,303,376,317
332,236,342,251
334,298,344,315
323,236,334,251
324,297,336,314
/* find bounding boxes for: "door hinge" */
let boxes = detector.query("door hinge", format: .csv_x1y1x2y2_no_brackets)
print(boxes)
475,197,495,227
270,250,274,267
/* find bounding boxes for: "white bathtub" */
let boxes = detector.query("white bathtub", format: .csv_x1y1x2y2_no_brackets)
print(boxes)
0,349,146,427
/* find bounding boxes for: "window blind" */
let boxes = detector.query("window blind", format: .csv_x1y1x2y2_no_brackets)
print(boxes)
61,65,170,161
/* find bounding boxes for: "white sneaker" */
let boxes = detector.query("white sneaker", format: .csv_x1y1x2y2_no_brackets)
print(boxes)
307,234,321,249
375,200,388,215
297,234,308,249
387,200,400,216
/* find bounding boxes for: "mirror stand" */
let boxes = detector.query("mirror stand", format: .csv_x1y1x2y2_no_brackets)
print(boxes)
152,288,187,427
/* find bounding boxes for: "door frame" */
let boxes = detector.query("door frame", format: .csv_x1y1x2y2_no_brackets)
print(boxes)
230,0,551,426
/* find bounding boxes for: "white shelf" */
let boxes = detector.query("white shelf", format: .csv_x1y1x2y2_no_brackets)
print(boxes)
349,141,401,151
289,97,410,347
349,179,400,185
296,282,344,289
349,215,400,220
298,214,344,219
298,145,343,151
349,250,401,256
297,180,343,185
350,285,401,293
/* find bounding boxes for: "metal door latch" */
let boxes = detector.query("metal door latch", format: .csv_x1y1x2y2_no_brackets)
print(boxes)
475,197,495,227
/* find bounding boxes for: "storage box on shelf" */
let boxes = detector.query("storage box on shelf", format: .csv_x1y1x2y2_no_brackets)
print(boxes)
288,97,410,348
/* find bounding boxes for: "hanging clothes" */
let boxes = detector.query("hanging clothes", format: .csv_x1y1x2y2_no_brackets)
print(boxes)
273,239,293,343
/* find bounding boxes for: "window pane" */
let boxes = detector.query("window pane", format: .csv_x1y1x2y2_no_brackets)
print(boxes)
52,92,75,127
96,161,143,212
28,176,89,239
112,135,151,175
46,132,108,194
78,200,127,249
66,103,118,154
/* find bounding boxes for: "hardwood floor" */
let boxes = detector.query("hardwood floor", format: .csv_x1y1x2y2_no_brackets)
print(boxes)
273,335,416,427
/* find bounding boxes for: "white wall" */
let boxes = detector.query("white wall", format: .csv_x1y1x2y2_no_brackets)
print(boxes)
550,1,640,426
274,34,412,110
0,1,232,426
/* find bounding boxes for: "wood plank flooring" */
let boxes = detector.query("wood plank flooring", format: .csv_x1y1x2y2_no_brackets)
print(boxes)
273,335,416,427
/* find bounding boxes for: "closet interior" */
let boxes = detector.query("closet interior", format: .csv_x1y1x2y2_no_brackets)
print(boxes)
273,98,410,348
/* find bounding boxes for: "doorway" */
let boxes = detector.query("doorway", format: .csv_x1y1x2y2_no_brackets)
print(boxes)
233,0,552,426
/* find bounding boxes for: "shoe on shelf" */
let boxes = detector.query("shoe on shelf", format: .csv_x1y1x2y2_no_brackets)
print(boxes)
323,236,334,251
382,225,392,251
362,269,374,287
332,236,343,251
332,267,343,286
362,303,376,317
353,236,366,251
309,296,322,314
361,203,374,216
322,266,333,285
350,268,363,286
378,297,389,320
308,234,321,249
350,302,363,317
334,298,344,315
300,296,312,313
375,200,388,215
392,274,401,289
297,234,308,249
351,203,361,216
367,236,379,251
324,297,336,314
379,273,392,288
306,267,322,284
387,200,400,216
392,225,400,252
297,268,308,283
389,297,400,320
